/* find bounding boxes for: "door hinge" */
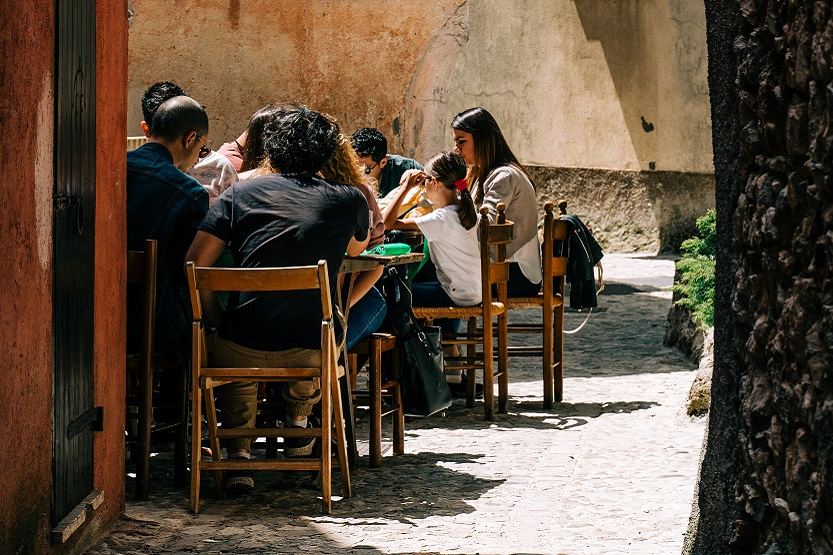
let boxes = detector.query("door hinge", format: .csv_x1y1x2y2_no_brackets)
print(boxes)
67,406,104,439
53,194,82,212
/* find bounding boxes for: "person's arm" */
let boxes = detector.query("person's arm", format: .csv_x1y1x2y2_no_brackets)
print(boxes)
346,234,370,256
478,167,515,224
347,265,384,307
184,231,228,328
380,169,426,229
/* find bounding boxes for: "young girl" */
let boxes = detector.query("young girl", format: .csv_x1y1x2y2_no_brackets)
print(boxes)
451,107,543,297
382,151,481,310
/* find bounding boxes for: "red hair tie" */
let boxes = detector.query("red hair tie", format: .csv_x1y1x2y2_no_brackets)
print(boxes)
455,178,468,192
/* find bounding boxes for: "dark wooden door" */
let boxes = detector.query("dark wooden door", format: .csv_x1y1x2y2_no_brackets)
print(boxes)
52,0,96,527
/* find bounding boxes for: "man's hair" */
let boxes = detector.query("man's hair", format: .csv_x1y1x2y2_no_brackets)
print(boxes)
350,127,387,163
141,81,188,124
264,106,339,175
150,96,208,142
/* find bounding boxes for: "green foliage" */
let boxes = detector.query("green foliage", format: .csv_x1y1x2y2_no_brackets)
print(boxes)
673,209,715,329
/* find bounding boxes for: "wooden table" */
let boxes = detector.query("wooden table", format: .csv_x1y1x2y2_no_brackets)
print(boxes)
337,252,424,465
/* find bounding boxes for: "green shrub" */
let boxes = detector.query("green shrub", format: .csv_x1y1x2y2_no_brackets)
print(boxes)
673,209,715,329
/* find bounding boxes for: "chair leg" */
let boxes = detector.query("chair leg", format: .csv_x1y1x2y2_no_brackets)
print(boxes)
173,362,188,487
135,364,152,501
497,310,509,414
189,368,202,514
553,297,565,403
466,317,477,408
339,371,358,469
203,388,224,499
391,348,404,456
321,362,332,515
543,299,555,409
483,316,495,422
329,352,352,499
369,336,383,468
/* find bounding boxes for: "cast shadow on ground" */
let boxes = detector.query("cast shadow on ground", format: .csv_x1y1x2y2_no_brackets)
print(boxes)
133,450,504,521
399,397,658,434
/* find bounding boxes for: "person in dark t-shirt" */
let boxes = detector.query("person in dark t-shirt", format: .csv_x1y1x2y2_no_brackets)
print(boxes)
186,106,369,496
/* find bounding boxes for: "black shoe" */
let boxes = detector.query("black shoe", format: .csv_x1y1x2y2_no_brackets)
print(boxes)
223,469,254,496
448,378,484,399
284,416,317,457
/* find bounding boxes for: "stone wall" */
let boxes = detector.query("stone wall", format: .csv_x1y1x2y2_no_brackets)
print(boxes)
127,0,714,252
692,1,833,553
528,166,714,252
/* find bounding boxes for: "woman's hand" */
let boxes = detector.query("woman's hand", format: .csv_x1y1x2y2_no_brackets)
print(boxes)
399,169,427,189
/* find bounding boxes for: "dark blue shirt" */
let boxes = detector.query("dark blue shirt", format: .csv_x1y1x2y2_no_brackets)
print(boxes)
378,154,423,197
127,142,208,356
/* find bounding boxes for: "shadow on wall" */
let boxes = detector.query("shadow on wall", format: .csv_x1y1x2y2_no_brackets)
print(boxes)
573,0,711,174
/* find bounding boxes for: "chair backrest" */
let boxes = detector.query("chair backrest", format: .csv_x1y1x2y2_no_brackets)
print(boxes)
482,204,514,309
185,260,333,323
543,201,570,300
127,239,158,361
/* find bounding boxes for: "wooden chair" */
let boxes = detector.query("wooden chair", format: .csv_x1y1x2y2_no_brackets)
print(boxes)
186,261,351,515
125,239,189,501
503,200,570,407
347,333,405,467
413,205,513,421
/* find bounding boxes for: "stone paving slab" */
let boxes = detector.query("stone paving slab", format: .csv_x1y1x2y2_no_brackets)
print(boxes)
87,253,705,555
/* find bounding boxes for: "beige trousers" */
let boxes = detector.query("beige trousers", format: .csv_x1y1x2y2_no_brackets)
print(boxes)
209,334,323,452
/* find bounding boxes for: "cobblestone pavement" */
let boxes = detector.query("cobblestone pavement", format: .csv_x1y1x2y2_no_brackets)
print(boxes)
88,254,706,555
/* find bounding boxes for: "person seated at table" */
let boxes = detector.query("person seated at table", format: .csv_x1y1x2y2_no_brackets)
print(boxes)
185,105,369,496
320,132,388,350
128,95,210,359
351,127,423,197
218,104,284,176
451,107,543,297
381,151,481,387
139,81,237,203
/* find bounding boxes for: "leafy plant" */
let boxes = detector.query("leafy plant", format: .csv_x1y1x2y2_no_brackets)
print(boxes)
673,209,715,329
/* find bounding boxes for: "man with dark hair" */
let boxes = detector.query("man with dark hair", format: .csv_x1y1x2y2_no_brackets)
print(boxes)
139,81,237,202
127,96,210,358
350,127,423,196
186,105,369,495
140,81,187,136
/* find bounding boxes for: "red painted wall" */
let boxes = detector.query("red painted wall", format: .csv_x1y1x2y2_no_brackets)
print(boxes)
0,0,58,551
0,0,128,552
89,0,129,538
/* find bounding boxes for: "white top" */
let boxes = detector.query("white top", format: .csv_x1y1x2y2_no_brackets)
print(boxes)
511,235,543,285
413,206,482,306
187,150,239,204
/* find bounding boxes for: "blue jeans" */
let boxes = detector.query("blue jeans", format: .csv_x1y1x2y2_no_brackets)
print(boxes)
345,286,387,350
411,281,461,335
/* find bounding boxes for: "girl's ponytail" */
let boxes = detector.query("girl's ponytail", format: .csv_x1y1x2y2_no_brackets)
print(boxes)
425,151,478,230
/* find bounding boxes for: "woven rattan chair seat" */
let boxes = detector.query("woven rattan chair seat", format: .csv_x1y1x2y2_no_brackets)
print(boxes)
413,301,505,320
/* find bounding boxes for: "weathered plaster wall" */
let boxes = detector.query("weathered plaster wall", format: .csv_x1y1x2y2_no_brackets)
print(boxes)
127,0,463,145
411,0,713,174
128,0,713,252
0,1,57,551
692,0,833,553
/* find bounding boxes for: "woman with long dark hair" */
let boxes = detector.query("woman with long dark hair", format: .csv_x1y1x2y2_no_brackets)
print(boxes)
451,107,542,297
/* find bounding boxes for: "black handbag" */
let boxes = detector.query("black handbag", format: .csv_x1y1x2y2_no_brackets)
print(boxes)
379,265,452,416
400,322,453,417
